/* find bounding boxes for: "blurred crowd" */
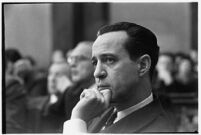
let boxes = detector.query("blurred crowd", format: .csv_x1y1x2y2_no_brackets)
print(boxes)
4,42,198,133
152,50,198,132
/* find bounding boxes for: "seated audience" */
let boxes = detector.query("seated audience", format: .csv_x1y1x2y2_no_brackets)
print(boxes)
174,55,198,94
13,58,48,97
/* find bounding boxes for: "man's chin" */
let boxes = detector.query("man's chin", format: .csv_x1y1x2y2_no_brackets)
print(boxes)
109,100,117,105
72,76,81,83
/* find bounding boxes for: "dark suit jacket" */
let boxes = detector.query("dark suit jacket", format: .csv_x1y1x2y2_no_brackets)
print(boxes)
26,95,66,133
5,76,28,133
48,81,94,120
88,99,176,133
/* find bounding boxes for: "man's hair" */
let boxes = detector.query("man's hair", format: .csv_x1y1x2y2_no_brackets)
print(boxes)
180,54,194,69
5,48,22,69
97,22,160,78
5,48,22,63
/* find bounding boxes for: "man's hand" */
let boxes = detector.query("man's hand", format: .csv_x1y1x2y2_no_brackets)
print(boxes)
71,88,112,123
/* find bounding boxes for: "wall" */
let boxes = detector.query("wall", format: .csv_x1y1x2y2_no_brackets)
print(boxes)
110,3,191,53
4,3,194,69
4,4,52,69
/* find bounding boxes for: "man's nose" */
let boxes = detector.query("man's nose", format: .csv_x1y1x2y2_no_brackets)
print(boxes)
69,60,77,68
94,62,107,79
48,75,55,83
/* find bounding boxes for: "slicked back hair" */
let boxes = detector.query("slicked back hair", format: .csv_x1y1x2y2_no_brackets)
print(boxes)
97,22,160,79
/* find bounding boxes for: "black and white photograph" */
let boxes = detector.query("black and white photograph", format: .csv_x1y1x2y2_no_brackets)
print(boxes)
2,2,198,134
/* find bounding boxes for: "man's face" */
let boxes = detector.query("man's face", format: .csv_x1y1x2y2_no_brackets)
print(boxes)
179,59,192,75
68,44,94,83
48,63,70,94
157,55,173,73
92,31,139,104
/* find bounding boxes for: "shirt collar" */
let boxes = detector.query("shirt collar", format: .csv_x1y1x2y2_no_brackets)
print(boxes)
114,93,153,123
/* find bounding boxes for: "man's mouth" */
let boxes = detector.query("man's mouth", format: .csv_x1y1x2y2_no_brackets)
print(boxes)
97,85,111,91
71,70,78,75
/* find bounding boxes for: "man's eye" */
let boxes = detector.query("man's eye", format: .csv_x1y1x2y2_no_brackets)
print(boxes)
105,57,115,64
91,60,97,66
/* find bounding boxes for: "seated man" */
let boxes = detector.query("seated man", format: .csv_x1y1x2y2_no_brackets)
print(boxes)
62,41,95,120
63,22,177,133
13,58,48,97
34,41,95,133
5,49,27,133
27,62,72,133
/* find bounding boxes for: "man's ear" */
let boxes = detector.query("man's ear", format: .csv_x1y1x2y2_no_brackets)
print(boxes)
137,54,151,77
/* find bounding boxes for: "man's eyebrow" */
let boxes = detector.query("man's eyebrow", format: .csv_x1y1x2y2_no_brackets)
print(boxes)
91,53,116,59
100,53,116,57
91,56,96,61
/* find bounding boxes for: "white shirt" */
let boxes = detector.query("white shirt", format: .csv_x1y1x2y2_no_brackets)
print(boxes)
63,93,153,134
49,94,58,104
114,93,153,123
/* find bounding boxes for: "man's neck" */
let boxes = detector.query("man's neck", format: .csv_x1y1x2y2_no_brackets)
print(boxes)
115,77,152,111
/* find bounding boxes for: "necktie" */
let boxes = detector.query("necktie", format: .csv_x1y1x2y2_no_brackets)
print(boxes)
102,108,117,130
88,107,114,133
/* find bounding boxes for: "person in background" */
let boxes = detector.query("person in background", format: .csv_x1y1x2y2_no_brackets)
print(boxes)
67,41,95,87
13,58,48,97
154,52,176,94
26,62,72,133
5,48,22,76
63,22,176,133
59,41,95,120
41,62,73,133
51,50,66,63
174,55,198,94
35,41,94,133
189,49,198,78
153,52,177,126
174,52,186,75
24,55,37,68
5,48,28,133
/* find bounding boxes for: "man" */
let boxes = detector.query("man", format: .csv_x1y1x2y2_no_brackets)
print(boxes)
27,62,72,133
5,49,27,133
63,22,176,133
13,58,48,97
47,62,72,99
174,55,198,94
67,41,95,87
35,41,95,133
62,41,95,119
41,62,72,133
5,48,22,76
154,52,176,94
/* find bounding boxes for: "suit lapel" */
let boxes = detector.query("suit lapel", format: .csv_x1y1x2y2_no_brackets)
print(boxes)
88,106,114,133
100,100,162,133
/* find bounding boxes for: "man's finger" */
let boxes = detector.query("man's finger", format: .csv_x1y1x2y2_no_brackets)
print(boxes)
80,89,94,100
100,89,112,107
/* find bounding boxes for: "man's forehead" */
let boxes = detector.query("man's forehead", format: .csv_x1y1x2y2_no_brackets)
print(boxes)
71,44,92,57
50,63,69,71
92,31,128,55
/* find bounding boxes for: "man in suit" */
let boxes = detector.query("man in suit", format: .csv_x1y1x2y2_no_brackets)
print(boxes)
63,22,176,133
5,48,28,133
26,62,72,133
38,41,95,133
62,41,95,119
